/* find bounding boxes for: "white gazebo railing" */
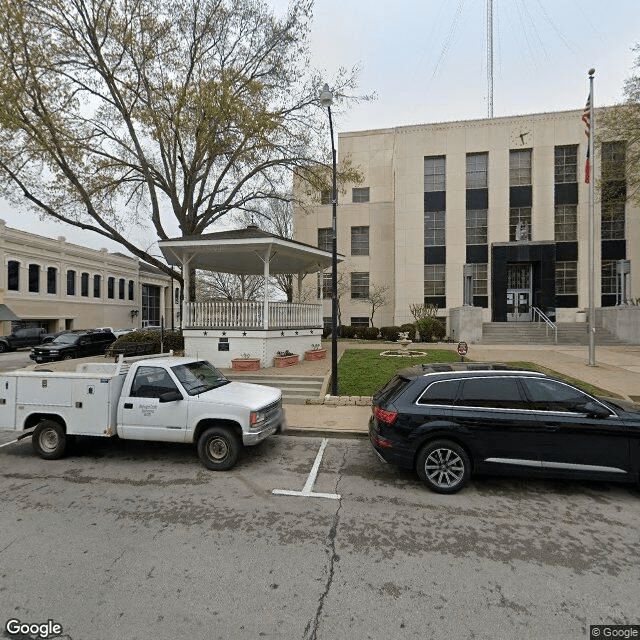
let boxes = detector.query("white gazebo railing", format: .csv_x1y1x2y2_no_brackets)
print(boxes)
185,301,322,329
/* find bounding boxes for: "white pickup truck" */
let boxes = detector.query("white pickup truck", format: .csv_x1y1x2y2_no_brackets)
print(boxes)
0,354,284,470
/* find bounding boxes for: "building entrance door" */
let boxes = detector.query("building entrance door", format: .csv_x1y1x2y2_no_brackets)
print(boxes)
507,264,532,322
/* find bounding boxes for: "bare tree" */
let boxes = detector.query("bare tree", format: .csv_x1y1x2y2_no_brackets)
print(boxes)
0,0,367,294
196,272,263,302
361,283,390,327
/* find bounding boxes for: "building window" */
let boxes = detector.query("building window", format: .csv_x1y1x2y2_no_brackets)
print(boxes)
601,200,625,241
81,272,89,297
317,227,332,252
352,187,370,203
28,264,40,293
317,272,332,299
467,263,488,295
424,264,445,296
107,277,115,299
128,280,135,301
351,226,369,256
509,149,532,186
554,145,578,183
424,211,445,246
67,270,76,296
424,156,445,192
7,260,19,291
350,317,370,327
466,153,488,189
555,204,577,241
93,274,101,298
601,260,616,294
350,272,369,299
509,207,531,241
556,261,577,295
119,278,125,300
141,284,160,326
320,190,332,205
601,141,626,181
466,209,487,245
47,267,57,294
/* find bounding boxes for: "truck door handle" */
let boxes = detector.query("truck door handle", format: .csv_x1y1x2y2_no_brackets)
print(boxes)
124,403,133,409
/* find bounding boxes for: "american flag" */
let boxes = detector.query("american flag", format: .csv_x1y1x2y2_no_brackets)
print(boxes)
582,91,591,183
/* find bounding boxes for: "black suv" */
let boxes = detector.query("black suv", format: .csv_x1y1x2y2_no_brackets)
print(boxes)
0,327,46,352
30,329,116,363
369,363,640,494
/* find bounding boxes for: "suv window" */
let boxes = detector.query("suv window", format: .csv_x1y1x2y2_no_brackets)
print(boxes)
457,377,524,410
521,377,595,413
374,375,411,405
417,379,460,405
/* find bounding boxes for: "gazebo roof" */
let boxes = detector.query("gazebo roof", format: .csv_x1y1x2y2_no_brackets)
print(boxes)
158,226,342,275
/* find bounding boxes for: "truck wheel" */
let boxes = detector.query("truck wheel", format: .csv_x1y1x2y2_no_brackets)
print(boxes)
32,420,67,460
197,427,240,471
0,343,7,353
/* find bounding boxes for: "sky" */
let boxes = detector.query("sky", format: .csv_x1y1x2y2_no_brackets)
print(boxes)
1,0,639,253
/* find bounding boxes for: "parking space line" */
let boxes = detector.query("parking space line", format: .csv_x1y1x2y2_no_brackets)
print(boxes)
0,439,20,449
272,438,341,500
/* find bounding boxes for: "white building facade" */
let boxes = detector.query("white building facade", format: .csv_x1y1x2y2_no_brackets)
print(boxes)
0,219,176,335
293,109,639,331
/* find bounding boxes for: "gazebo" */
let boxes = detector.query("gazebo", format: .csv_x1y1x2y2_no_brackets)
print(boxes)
158,225,342,368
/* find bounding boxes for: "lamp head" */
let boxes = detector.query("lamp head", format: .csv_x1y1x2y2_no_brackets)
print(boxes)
319,83,333,108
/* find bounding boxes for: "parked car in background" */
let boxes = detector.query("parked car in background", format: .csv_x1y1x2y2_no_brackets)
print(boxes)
369,363,640,494
0,327,46,352
30,329,117,363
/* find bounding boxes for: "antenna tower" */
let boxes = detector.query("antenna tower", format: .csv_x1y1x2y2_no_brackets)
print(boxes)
487,0,494,118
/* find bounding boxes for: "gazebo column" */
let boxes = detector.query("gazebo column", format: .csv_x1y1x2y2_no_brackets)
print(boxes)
263,248,271,330
181,252,194,327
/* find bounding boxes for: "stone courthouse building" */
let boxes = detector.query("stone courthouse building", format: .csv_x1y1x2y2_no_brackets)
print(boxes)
293,108,639,337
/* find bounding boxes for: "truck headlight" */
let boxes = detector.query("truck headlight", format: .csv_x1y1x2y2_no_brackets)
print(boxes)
250,409,267,426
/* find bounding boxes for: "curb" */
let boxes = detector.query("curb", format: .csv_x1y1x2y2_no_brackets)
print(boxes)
282,428,369,439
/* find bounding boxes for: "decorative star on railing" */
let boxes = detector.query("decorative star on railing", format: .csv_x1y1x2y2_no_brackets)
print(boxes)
203,331,208,336
280,331,285,337
242,331,247,336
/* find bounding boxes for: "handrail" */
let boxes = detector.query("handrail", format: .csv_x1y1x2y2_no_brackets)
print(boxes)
531,306,557,344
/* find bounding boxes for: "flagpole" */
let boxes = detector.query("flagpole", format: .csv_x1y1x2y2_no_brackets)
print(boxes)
588,68,596,366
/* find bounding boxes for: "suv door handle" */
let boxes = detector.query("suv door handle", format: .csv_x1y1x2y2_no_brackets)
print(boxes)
544,423,560,431
124,403,133,409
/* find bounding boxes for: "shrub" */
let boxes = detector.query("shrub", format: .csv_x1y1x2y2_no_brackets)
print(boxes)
322,327,331,339
107,329,184,356
416,317,446,342
380,326,401,342
339,325,357,339
360,326,380,340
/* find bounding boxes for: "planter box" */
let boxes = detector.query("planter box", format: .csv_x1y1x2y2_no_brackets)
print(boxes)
304,349,327,361
274,354,299,368
231,358,261,371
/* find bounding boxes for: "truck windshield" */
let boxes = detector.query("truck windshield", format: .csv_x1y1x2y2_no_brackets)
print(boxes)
171,361,229,396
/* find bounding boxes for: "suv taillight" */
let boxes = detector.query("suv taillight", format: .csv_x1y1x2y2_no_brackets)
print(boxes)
373,405,398,425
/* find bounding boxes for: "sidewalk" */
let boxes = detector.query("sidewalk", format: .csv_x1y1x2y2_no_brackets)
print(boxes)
277,340,640,436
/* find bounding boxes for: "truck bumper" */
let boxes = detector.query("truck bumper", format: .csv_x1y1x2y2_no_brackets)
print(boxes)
243,408,286,445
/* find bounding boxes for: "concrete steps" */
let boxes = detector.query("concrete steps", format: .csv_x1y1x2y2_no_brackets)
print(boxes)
226,373,325,404
480,322,628,345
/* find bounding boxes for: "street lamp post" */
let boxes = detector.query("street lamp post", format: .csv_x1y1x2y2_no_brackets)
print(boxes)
319,83,339,396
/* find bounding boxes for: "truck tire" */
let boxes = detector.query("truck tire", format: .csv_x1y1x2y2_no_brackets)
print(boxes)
197,426,240,471
0,342,8,353
32,420,67,460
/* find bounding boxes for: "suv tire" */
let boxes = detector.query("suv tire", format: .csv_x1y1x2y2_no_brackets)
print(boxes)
416,440,471,494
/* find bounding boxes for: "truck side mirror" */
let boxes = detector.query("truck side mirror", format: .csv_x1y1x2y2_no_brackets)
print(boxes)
159,390,183,403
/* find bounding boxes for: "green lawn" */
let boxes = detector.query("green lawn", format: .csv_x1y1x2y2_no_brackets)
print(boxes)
335,348,621,398
336,348,460,396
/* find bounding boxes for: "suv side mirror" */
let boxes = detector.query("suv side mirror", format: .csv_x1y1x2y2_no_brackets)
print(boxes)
578,401,610,419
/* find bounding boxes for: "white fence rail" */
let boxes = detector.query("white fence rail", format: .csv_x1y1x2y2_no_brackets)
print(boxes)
185,301,322,329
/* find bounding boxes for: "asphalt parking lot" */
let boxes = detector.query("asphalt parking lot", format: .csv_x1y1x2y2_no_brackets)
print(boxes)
1,432,638,640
